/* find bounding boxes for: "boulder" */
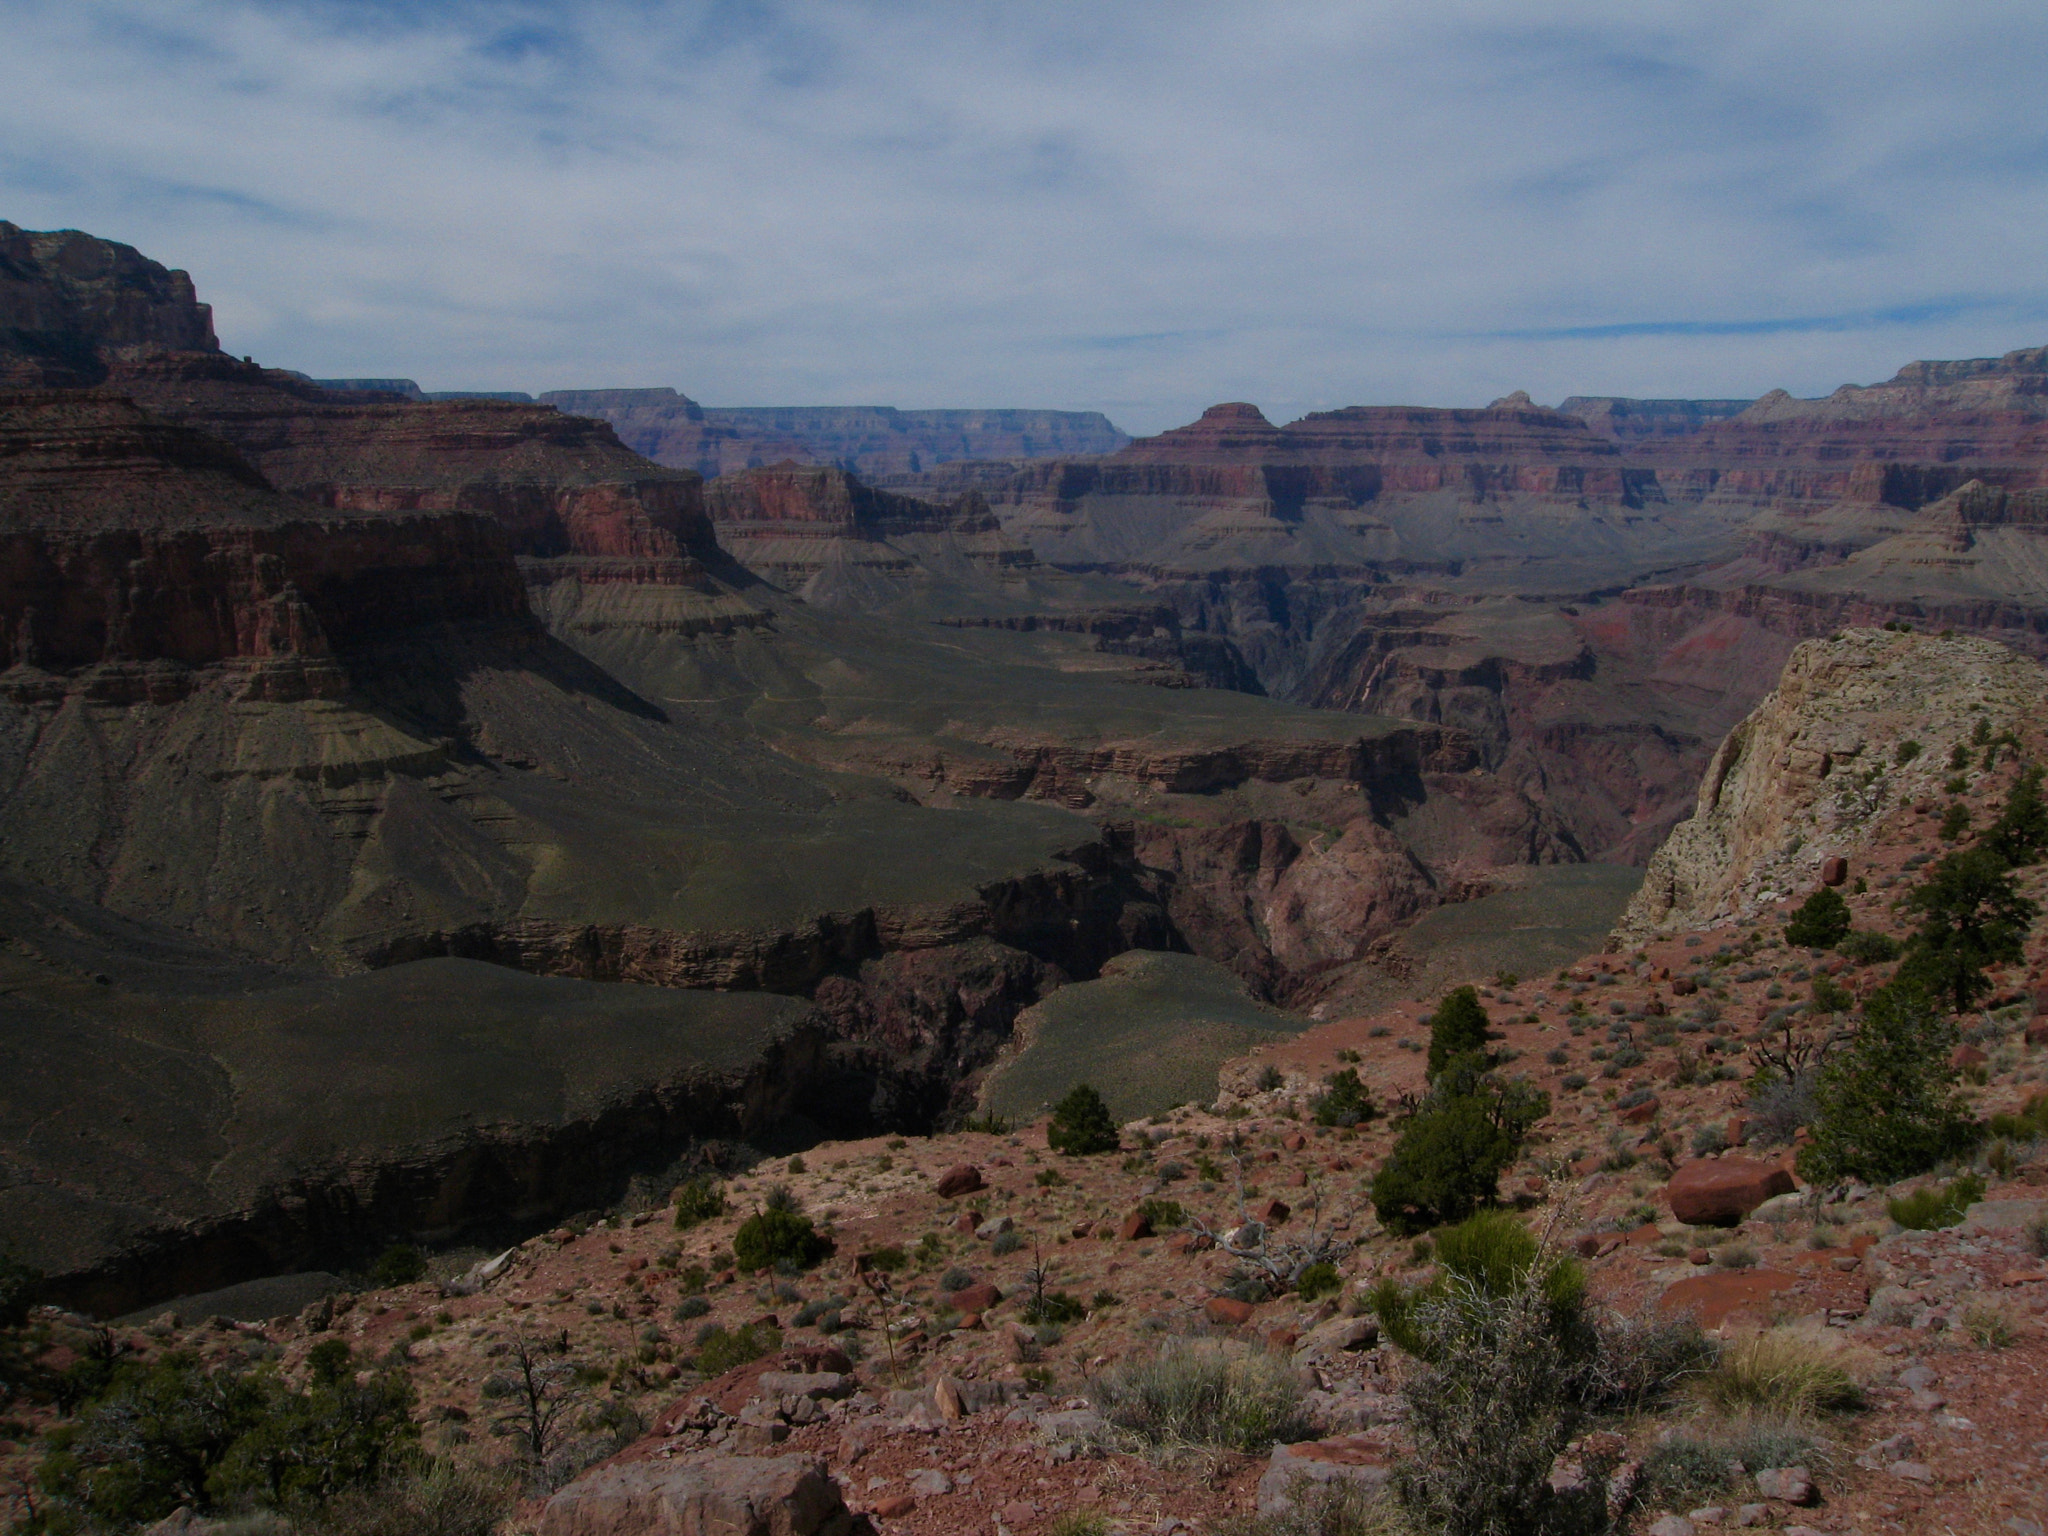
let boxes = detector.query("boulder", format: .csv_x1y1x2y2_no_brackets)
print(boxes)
1119,1210,1153,1241
1950,1043,1988,1070
935,1164,985,1199
1254,1198,1292,1226
1821,856,1848,886
1205,1296,1256,1327
946,1282,1002,1316
1620,1094,1662,1125
1754,1465,1815,1505
974,1215,1014,1240
1666,1158,1796,1226
1293,1314,1378,1361
951,1209,981,1234
1256,1435,1394,1517
539,1454,856,1536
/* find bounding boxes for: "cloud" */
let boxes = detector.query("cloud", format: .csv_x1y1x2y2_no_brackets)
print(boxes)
3,0,2047,432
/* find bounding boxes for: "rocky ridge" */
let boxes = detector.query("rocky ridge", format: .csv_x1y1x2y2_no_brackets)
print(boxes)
1616,629,2048,944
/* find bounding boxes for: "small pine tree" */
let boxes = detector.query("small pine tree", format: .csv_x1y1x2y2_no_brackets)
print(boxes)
1938,802,1972,842
1799,984,1978,1186
1046,1083,1120,1155
1895,847,2038,1012
1425,985,1491,1080
1986,765,2048,866
1783,885,1851,949
1311,1067,1373,1127
1369,1059,1548,1235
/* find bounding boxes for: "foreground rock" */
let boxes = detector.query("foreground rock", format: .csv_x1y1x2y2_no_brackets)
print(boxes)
1665,1158,1797,1226
539,1454,860,1536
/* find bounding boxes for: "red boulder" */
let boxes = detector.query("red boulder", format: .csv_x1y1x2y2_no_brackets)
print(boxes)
1205,1296,1256,1326
1821,856,1848,886
1120,1210,1154,1241
1666,1157,1796,1226
934,1164,985,1199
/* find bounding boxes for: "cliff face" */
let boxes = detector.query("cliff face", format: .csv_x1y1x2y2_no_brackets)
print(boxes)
0,392,530,690
0,222,218,386
108,355,723,565
1614,628,2048,944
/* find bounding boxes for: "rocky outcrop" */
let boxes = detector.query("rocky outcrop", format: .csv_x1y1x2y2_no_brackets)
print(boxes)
1615,628,2048,944
0,222,218,386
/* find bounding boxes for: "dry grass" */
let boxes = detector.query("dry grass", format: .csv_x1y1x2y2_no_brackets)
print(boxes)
1696,1330,1865,1416
1090,1339,1311,1454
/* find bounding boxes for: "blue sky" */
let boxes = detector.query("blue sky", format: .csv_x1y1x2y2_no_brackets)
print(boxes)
6,1,2048,434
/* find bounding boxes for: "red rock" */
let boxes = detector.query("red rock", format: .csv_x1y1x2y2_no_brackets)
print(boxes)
1266,1328,1300,1351
872,1493,916,1519
1821,856,1848,886
2029,1018,2048,1047
1951,1044,1988,1070
1665,1157,1796,1226
1656,1269,1799,1328
1999,1267,2048,1286
1254,1198,1292,1225
1291,1169,1311,1187
1205,1296,1256,1326
1119,1210,1154,1241
951,1209,981,1234
1070,1219,1094,1238
540,1455,855,1536
1572,1234,1602,1259
947,1283,1001,1315
934,1164,985,1199
1282,1133,1307,1152
1688,1249,1711,1265
1620,1094,1662,1124
1168,1231,1214,1254
1726,1115,1750,1146
999,1501,1036,1527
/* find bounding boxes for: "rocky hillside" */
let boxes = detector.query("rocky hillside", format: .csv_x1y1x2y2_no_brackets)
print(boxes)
8,624,2045,1536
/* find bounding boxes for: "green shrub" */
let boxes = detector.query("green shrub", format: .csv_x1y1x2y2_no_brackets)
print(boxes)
1896,739,1923,765
1988,1093,2048,1141
36,1351,417,1527
1047,1084,1120,1156
1425,987,1491,1080
1295,1262,1342,1302
673,1177,728,1231
1939,802,1972,841
1372,1211,1587,1361
369,1244,426,1288
1784,887,1851,949
1311,1068,1374,1128
864,1244,909,1272
731,1206,829,1272
1368,1063,1547,1235
1644,1418,1820,1503
1887,1171,1985,1231
1022,1290,1088,1325
1137,1197,1186,1231
1800,984,1978,1185
1582,1311,1717,1413
1836,930,1900,964
671,1296,710,1321
991,1230,1023,1256
301,1460,513,1536
691,1322,781,1377
1810,975,1855,1014
1090,1340,1311,1452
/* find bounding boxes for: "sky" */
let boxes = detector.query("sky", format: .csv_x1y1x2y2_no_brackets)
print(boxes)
6,1,2048,435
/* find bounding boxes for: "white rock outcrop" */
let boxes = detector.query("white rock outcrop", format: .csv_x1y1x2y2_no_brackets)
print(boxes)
1614,628,2048,945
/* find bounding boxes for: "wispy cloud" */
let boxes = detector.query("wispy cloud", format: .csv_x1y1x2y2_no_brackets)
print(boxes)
3,0,2047,431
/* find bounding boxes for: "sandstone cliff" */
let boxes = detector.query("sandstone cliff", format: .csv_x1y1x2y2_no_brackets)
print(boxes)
0,221,218,385
1613,627,2048,944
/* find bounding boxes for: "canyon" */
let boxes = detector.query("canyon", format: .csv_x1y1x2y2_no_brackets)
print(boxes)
11,219,2048,1319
